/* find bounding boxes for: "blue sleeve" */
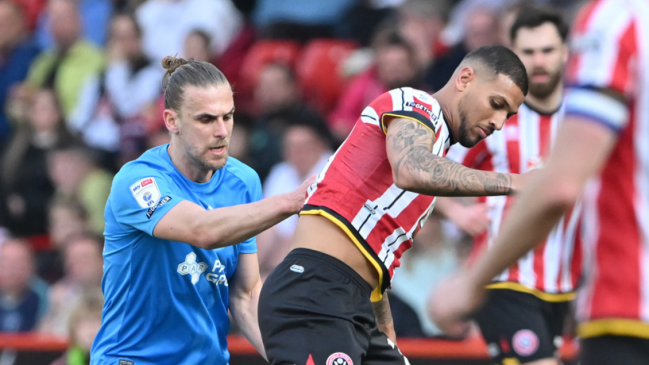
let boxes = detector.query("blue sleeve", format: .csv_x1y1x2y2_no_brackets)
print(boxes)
108,167,183,236
238,173,262,254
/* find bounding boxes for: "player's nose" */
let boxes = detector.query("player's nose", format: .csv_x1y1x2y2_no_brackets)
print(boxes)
212,118,228,138
490,114,507,131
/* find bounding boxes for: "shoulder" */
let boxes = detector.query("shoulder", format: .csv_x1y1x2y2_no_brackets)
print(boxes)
111,147,172,190
223,157,262,191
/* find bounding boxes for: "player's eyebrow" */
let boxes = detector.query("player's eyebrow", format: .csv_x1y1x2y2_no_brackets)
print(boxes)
493,94,517,118
193,107,235,120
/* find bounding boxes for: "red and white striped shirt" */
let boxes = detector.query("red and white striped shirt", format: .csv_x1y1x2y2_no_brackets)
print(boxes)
565,0,649,338
456,103,582,301
301,87,452,302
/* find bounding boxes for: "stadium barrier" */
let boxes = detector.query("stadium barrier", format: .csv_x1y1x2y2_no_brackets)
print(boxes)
0,333,578,365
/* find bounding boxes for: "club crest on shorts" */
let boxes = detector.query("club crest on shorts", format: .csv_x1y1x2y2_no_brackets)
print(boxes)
326,352,353,365
512,329,539,356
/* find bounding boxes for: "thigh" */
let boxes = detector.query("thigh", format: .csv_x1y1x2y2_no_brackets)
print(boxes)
475,290,557,364
259,252,374,365
362,328,410,365
581,335,649,365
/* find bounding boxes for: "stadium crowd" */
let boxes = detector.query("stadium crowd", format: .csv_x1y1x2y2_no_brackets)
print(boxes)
0,0,584,363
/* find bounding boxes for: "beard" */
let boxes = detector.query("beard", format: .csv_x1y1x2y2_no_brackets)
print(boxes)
457,96,477,147
528,68,562,99
183,136,230,173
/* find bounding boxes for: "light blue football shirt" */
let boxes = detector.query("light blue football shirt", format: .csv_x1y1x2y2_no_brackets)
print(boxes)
91,144,261,365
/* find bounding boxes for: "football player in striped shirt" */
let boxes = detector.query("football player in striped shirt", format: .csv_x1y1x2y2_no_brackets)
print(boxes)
431,1,649,364
437,7,577,365
258,45,528,365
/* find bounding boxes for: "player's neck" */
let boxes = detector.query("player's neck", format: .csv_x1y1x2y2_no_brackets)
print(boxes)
432,88,458,143
524,84,563,115
167,142,214,183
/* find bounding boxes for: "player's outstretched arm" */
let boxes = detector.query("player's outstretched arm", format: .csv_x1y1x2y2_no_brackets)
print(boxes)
153,176,315,250
430,116,618,337
229,253,266,360
385,118,520,196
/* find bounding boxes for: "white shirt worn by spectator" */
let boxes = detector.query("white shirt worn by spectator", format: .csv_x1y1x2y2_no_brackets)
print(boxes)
136,0,243,62
263,152,332,238
69,61,163,152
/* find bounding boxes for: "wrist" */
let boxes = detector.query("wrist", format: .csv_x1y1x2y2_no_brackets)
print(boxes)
280,193,300,216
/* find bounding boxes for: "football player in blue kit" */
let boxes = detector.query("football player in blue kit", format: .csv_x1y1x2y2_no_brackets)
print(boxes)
90,56,312,365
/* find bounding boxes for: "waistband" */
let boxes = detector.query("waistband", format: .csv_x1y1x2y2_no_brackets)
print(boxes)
287,248,374,297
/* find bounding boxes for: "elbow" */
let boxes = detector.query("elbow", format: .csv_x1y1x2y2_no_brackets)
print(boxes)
392,168,417,192
189,222,225,250
545,182,581,211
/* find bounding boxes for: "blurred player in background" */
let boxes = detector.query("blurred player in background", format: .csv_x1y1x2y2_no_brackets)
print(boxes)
437,6,577,365
258,45,529,365
431,1,649,364
90,57,312,364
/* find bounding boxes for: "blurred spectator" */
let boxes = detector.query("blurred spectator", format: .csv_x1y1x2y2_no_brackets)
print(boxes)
136,0,243,62
37,198,89,284
50,291,103,365
258,119,333,279
247,63,326,181
14,0,47,31
47,144,112,235
0,88,73,238
0,239,41,332
397,0,451,70
112,0,144,13
39,233,103,336
253,0,355,42
0,0,40,141
183,29,213,62
426,6,499,91
329,28,420,141
440,0,508,46
497,0,531,47
36,0,113,49
25,0,105,119
70,13,163,168
48,198,89,252
335,1,394,47
390,217,462,337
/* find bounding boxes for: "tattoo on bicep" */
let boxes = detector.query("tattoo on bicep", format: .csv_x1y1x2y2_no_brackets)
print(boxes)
387,118,512,196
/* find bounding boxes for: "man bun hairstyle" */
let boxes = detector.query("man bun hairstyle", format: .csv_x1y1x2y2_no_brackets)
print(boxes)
463,45,529,96
161,56,230,111
510,5,569,44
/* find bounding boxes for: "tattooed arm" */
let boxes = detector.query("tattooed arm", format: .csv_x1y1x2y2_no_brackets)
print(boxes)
386,118,521,196
373,292,397,343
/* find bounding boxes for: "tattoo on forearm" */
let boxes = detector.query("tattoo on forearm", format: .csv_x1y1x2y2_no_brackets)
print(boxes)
372,293,393,325
386,119,512,196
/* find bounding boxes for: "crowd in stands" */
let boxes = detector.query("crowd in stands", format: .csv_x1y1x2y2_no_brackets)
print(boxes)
0,0,584,362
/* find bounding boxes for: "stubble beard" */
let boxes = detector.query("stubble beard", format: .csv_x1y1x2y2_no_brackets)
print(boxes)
457,96,477,148
528,69,562,99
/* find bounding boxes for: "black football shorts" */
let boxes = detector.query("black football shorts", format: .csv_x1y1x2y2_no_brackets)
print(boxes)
580,335,649,365
258,248,409,365
474,288,570,364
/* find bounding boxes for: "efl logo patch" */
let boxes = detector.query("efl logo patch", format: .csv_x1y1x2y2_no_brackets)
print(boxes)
327,353,353,365
130,177,161,208
513,329,539,356
119,360,134,365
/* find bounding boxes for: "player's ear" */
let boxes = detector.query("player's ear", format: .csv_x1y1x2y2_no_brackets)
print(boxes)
163,109,180,135
456,66,475,92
